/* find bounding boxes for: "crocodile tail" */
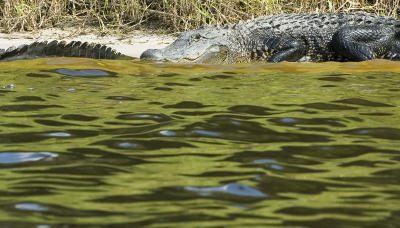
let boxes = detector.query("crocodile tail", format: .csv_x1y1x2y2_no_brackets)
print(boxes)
0,40,134,61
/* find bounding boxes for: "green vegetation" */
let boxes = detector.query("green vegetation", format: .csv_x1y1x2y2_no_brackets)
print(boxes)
0,0,399,33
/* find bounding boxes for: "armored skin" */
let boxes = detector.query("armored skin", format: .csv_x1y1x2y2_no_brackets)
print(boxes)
0,40,132,62
141,13,400,63
1,13,400,63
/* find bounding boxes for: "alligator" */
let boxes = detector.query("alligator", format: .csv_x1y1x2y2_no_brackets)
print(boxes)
141,13,400,63
1,13,400,63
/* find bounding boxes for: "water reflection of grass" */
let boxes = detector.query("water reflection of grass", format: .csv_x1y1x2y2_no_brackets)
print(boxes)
2,58,400,75
0,58,399,227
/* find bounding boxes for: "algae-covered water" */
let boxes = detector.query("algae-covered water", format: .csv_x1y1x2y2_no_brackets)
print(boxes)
0,58,399,227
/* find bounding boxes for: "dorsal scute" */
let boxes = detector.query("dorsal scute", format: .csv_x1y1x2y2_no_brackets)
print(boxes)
233,13,398,35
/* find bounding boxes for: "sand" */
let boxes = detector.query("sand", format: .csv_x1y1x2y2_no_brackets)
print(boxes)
0,27,176,58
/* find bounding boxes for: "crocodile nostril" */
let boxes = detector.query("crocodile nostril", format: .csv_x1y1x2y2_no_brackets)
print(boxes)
140,49,163,59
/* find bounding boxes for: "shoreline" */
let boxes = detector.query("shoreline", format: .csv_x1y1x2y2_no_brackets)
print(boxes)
0,28,175,58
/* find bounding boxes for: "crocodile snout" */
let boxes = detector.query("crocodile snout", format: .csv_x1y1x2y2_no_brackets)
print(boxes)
140,49,164,60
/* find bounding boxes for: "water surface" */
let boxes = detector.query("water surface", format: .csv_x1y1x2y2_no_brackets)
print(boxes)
0,58,399,227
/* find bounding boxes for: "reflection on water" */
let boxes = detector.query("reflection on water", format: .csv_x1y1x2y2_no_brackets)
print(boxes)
185,183,267,197
0,152,57,164
0,58,399,227
56,68,111,77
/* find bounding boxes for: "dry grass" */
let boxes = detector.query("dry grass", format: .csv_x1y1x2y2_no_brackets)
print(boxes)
0,0,399,33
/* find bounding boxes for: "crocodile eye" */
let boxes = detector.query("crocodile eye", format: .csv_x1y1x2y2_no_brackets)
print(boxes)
194,34,202,41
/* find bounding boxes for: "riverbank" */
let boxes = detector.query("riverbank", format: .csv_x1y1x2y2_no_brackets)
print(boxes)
0,27,175,58
1,1,398,33
1,0,399,59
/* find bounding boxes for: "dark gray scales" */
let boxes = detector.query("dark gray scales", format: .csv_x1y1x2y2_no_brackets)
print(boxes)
0,40,131,62
141,13,400,63
233,13,400,62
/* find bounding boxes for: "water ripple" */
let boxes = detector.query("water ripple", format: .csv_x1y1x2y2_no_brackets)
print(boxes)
0,62,399,227
56,69,111,77
185,183,267,198
0,152,57,164
15,203,49,212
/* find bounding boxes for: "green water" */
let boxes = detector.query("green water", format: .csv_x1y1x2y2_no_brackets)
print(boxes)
0,58,399,227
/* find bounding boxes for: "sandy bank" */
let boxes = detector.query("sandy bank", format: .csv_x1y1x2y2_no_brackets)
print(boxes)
0,28,176,58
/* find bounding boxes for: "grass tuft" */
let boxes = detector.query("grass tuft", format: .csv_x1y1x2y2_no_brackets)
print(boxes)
0,0,399,33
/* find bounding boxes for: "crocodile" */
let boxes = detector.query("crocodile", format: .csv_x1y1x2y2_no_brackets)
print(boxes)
1,13,400,63
140,13,400,63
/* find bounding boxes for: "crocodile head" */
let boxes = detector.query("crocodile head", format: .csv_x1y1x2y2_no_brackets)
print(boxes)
140,26,231,63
